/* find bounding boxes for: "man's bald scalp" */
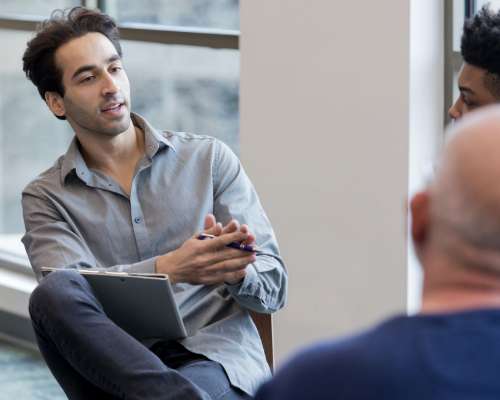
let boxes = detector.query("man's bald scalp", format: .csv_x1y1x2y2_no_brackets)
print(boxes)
429,106,500,273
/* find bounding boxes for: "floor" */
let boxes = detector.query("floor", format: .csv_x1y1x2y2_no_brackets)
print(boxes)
0,339,66,400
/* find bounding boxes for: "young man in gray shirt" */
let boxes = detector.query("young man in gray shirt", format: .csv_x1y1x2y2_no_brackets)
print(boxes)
21,7,287,400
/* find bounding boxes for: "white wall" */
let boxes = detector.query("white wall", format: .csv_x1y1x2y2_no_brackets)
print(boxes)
240,0,412,363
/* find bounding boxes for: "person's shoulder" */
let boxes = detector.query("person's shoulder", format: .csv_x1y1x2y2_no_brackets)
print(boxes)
160,130,217,158
289,315,413,365
162,130,236,153
255,315,414,400
160,130,239,169
255,339,354,400
162,130,217,148
22,156,65,198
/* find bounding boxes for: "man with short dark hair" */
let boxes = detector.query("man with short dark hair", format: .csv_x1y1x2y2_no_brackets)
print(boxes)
449,5,500,119
22,7,287,400
255,107,500,399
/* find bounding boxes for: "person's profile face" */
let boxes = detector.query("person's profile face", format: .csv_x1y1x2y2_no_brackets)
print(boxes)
448,63,498,121
52,32,132,137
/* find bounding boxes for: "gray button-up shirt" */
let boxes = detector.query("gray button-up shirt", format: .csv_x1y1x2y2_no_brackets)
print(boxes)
21,113,287,395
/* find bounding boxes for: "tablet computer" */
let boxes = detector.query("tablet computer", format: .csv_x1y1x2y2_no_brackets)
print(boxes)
40,267,187,341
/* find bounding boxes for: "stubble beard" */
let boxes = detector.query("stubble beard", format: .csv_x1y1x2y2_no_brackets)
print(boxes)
65,98,132,138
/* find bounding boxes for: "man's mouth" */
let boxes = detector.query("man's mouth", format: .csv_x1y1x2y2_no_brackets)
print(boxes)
101,102,125,113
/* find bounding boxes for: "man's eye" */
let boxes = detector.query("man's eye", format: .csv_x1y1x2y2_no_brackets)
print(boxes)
461,94,476,108
111,66,122,73
464,98,477,108
80,76,95,83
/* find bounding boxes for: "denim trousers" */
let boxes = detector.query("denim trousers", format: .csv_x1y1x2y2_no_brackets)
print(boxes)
28,269,252,400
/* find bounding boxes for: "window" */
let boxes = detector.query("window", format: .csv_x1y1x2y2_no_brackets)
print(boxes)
0,1,80,16
123,42,239,152
0,1,239,271
113,0,239,30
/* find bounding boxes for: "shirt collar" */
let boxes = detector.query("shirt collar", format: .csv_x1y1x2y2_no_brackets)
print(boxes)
60,112,175,184
131,112,175,158
60,138,90,184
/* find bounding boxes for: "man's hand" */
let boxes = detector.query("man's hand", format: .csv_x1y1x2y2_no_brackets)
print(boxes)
205,214,257,284
206,214,256,246
155,214,256,285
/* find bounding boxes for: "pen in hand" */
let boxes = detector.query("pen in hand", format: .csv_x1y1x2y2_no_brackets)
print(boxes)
197,233,259,253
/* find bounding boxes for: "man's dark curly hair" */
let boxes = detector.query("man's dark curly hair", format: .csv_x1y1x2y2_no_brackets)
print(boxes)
22,7,122,120
461,5,500,98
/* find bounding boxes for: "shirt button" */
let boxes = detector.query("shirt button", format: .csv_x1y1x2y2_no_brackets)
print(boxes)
134,217,142,224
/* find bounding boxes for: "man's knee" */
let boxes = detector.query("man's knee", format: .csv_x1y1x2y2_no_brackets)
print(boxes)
29,269,92,320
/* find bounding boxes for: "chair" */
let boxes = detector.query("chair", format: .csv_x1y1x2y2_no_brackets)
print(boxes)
250,311,274,371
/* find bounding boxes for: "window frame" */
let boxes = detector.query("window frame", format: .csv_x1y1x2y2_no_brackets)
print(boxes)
0,1,239,49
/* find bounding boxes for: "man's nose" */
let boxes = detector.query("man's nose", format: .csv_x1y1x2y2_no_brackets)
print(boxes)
448,98,462,120
102,72,119,96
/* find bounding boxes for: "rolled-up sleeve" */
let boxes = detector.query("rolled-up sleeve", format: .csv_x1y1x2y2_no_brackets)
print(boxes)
212,140,288,313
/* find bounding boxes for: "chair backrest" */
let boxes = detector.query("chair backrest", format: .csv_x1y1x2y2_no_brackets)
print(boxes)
250,311,274,371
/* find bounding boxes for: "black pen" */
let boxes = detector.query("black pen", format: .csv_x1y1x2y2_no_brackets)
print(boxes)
197,233,259,253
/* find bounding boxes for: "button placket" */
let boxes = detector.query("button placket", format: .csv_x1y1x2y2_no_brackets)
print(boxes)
129,176,152,260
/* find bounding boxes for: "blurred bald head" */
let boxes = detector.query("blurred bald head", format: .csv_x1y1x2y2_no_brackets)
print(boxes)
426,105,500,274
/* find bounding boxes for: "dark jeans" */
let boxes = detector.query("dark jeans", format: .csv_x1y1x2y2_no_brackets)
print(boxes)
29,269,252,400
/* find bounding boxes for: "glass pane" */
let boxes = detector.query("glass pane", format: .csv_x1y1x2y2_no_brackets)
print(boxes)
0,30,73,236
0,0,80,16
122,40,240,153
111,0,239,30
476,0,500,12
452,0,465,52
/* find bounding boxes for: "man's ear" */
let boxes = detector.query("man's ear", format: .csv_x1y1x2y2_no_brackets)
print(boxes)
410,190,430,251
44,91,65,119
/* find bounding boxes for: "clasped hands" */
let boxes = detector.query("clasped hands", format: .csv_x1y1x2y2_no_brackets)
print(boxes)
155,214,256,285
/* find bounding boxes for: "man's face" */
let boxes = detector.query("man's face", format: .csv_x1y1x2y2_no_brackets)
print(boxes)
448,63,498,120
49,32,131,137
